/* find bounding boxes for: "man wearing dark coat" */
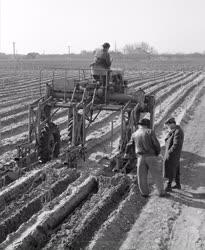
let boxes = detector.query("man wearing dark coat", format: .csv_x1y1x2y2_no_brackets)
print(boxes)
163,117,184,192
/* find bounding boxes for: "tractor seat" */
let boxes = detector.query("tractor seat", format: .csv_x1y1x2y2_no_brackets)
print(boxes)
52,78,77,92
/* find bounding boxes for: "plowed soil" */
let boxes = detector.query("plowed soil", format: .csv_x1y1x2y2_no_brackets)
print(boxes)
0,69,205,250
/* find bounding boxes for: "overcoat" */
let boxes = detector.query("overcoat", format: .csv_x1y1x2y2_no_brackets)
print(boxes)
163,125,184,179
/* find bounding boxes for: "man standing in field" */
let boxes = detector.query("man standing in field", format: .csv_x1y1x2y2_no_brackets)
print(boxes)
90,42,112,83
163,117,184,192
126,118,166,198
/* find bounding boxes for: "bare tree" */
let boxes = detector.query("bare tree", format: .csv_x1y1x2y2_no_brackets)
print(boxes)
26,52,40,59
123,42,158,55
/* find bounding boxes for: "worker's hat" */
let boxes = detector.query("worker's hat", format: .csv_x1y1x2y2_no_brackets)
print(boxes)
102,42,110,49
137,118,150,127
165,117,176,125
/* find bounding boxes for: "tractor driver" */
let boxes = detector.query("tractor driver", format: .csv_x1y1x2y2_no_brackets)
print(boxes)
90,42,112,85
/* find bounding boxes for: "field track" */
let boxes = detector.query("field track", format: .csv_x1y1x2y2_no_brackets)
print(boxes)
0,69,205,249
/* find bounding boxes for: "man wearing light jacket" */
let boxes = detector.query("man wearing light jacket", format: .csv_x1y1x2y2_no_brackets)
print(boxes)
127,118,167,198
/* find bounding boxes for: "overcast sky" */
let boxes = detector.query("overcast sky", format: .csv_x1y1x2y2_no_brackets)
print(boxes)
1,0,205,54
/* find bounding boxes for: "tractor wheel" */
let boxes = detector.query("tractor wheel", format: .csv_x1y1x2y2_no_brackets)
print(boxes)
38,122,60,163
68,114,83,145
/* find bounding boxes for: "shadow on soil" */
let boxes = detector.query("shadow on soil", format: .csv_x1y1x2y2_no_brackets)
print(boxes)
169,190,205,209
164,150,205,209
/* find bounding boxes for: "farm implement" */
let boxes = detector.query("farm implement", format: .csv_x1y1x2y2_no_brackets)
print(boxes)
15,68,155,172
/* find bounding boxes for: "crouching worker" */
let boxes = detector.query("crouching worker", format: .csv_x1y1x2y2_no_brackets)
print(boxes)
126,118,167,198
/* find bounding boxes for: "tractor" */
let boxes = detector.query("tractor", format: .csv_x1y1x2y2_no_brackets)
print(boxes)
15,68,155,172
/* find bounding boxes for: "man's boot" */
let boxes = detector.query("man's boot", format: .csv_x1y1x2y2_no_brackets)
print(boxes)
165,182,172,192
172,174,181,189
172,183,181,189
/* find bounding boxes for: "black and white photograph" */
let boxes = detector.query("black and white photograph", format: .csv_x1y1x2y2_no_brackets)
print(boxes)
0,0,205,249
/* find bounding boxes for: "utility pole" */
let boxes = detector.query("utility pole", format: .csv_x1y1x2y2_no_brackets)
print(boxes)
13,42,16,59
68,45,71,67
68,45,70,58
115,41,117,53
0,0,2,52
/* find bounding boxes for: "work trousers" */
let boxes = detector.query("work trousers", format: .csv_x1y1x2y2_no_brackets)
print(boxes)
137,155,164,196
168,164,180,185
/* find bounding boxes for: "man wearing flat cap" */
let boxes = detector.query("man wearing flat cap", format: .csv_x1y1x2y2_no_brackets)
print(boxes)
164,117,184,192
126,118,166,197
90,42,112,84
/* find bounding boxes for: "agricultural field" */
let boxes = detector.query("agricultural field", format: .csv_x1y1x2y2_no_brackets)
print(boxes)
0,58,205,249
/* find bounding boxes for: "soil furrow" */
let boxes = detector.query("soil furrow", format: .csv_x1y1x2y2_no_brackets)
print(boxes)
0,169,79,244
0,70,204,250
